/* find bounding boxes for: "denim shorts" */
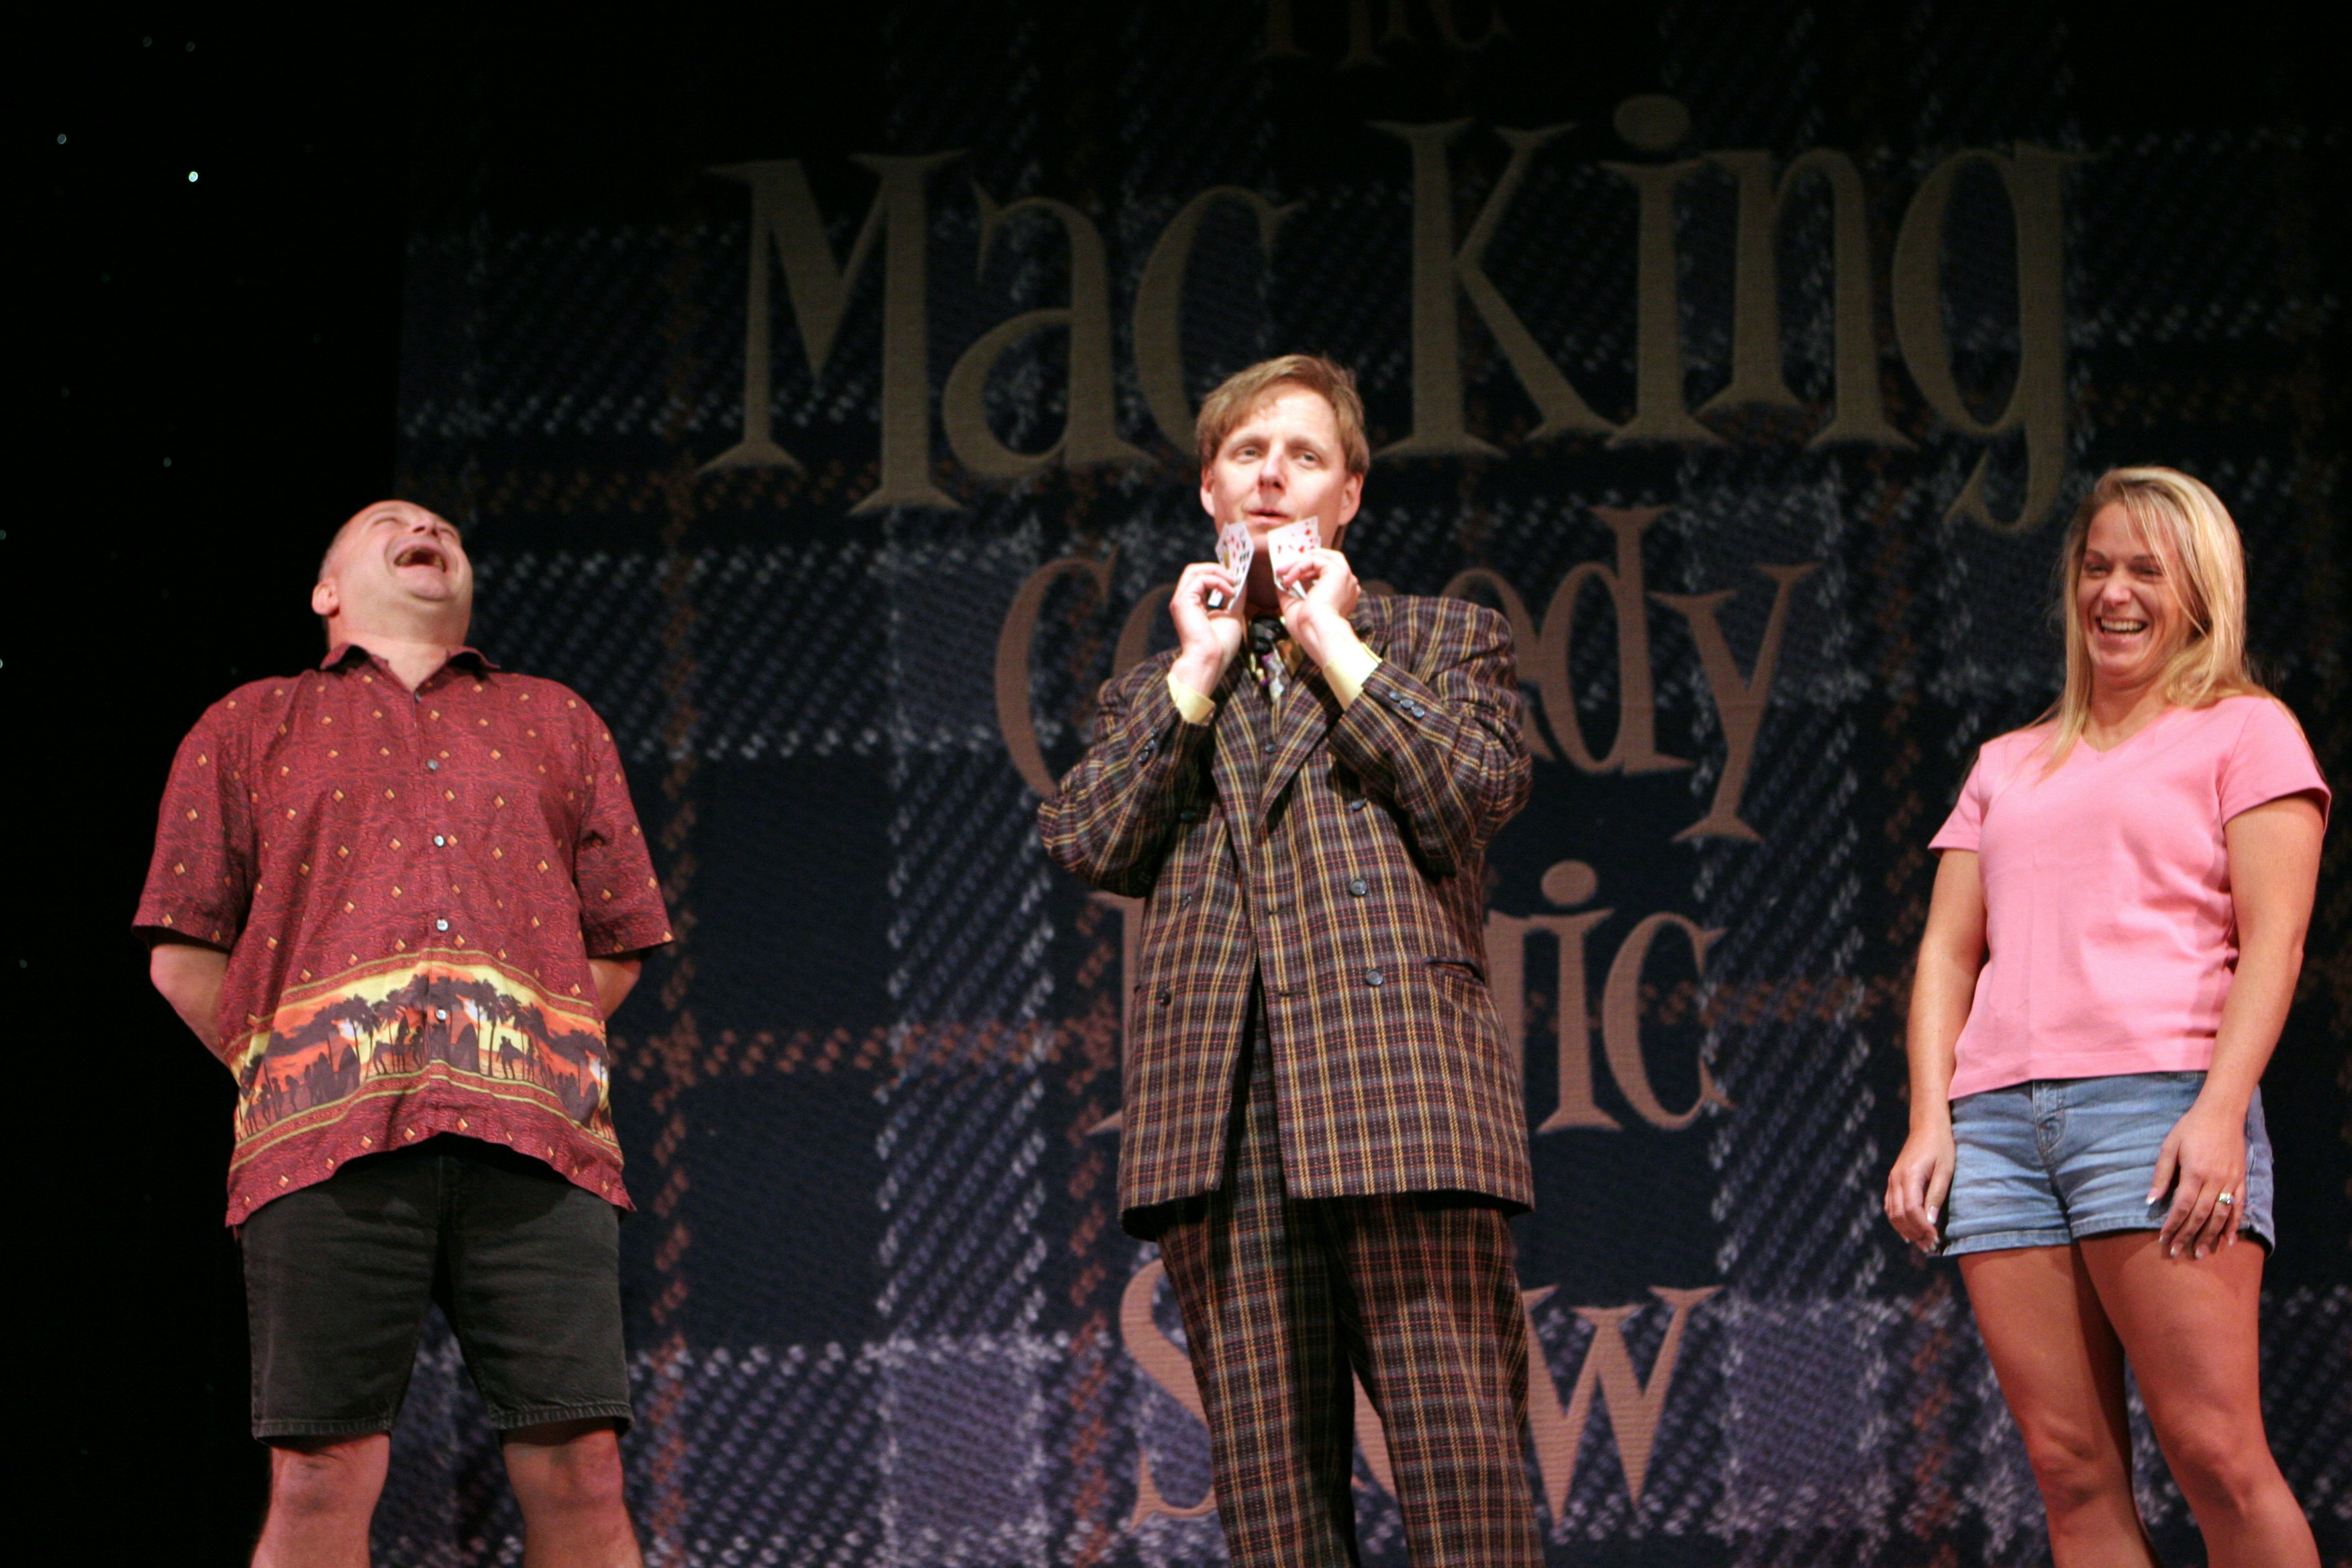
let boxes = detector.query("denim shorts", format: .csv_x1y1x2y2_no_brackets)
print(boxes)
241,1135,634,1440
1942,1071,2274,1257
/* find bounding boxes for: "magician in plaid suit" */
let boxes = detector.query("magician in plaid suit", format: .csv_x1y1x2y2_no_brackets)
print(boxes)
1041,356,1542,1565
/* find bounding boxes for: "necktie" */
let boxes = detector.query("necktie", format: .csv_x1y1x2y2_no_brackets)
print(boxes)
1248,618,1286,704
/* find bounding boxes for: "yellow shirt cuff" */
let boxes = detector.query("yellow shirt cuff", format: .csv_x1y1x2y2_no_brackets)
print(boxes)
1323,639,1381,709
1167,671,1216,725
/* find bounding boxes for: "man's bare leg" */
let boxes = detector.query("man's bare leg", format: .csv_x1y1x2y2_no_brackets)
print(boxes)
502,1418,642,1568
251,1434,390,1568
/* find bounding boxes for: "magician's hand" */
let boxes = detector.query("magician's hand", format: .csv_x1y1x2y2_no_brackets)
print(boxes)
1169,558,1245,695
1276,547,1363,671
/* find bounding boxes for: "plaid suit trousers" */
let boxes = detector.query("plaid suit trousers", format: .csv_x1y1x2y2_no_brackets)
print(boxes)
1156,995,1543,1567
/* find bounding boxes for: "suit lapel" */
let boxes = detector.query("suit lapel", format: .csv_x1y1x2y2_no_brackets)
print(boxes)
1259,671,1336,814
1207,657,1263,849
1257,600,1391,816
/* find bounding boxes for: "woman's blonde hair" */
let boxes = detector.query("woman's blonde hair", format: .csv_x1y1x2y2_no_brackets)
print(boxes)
2042,465,2263,767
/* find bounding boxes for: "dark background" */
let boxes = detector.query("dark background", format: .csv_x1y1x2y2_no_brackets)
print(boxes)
19,6,2345,1563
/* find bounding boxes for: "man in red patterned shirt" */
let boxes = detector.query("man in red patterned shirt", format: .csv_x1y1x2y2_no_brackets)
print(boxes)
140,500,671,1567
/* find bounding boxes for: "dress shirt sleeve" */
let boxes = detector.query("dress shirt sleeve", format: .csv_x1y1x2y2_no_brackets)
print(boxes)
134,701,256,950
1040,659,1215,897
571,705,675,958
1167,669,1217,725
1326,602,1530,877
1320,638,1380,709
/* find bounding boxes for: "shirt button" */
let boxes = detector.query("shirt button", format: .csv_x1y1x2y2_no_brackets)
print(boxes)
1347,877,1367,897
435,918,450,932
1348,798,1367,813
426,758,441,771
1365,967,1385,987
433,835,447,848
434,1008,449,1022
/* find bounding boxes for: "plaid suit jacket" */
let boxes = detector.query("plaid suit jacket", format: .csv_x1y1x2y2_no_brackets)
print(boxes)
1040,594,1535,1232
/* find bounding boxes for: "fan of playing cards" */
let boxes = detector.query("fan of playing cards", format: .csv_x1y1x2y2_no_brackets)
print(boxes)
1208,522,1254,611
1208,518,1321,611
1265,519,1320,596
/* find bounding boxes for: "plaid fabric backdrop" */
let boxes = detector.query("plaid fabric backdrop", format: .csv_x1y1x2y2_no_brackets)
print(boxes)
379,3,2347,1561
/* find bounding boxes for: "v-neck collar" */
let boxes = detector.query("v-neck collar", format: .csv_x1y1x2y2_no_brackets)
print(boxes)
2077,702,2175,758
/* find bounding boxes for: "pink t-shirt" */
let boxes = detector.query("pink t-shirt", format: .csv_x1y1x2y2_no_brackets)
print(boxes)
1930,695,2329,1099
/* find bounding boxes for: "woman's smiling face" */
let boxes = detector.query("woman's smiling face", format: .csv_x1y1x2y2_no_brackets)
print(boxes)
2076,501,2188,693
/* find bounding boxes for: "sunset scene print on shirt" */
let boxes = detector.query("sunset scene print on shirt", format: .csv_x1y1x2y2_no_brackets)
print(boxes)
226,953,614,1153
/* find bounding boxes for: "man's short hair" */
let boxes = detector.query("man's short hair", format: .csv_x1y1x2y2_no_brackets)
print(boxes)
1194,355,1371,477
318,522,349,583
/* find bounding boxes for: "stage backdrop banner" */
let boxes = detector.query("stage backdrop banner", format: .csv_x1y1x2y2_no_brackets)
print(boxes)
379,3,2347,1563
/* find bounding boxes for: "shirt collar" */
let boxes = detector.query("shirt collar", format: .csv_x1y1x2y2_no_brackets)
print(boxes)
321,642,499,676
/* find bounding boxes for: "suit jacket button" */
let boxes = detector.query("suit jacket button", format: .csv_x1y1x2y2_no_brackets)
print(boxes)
1347,877,1367,897
1365,968,1384,987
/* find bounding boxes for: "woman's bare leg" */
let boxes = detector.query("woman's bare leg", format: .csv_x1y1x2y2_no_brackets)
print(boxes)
1959,1245,2159,1566
2079,1234,2316,1568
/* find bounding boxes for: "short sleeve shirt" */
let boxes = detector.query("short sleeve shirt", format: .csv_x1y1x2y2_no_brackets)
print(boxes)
1930,695,2329,1099
135,646,674,1223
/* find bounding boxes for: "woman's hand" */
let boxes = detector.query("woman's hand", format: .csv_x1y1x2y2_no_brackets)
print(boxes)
2151,1095,2249,1260
1894,852,1982,1253
1884,1120,1955,1251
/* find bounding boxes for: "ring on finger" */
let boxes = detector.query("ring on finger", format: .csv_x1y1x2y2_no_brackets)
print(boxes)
2216,1191,2233,1207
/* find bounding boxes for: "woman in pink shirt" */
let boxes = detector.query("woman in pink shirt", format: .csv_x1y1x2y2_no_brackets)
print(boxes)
1884,467,2327,1567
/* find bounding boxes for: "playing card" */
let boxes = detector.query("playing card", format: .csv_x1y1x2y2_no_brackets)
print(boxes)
1265,518,1321,595
1212,522,1255,611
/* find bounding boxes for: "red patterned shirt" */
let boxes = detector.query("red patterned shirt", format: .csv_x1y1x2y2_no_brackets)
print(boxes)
136,644,673,1223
